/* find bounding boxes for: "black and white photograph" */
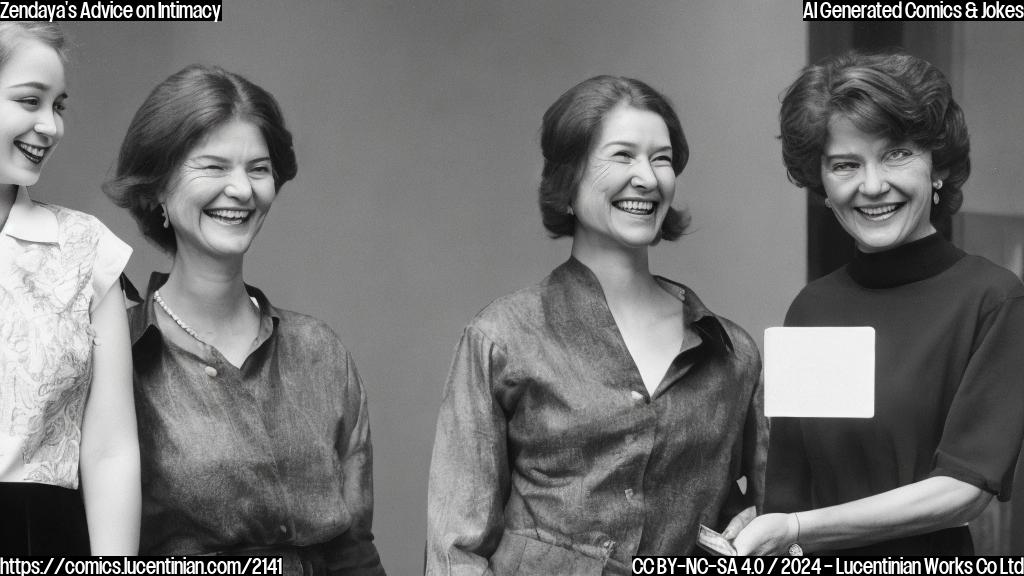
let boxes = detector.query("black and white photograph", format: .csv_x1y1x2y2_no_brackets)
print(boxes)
0,2,1022,574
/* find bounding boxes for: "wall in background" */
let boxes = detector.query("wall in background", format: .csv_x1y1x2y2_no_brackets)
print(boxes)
45,4,805,571
953,22,1024,217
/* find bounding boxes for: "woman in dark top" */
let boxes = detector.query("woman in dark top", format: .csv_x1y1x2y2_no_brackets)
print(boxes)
734,52,1024,555
105,65,386,574
427,76,766,574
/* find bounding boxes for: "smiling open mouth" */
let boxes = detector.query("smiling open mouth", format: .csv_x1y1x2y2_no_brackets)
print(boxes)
204,209,253,225
855,203,902,221
613,199,657,216
15,141,48,164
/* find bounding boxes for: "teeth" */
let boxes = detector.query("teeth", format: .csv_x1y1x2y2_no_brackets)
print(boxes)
15,142,46,162
859,205,898,216
206,209,249,219
857,204,901,220
204,209,251,224
614,200,656,215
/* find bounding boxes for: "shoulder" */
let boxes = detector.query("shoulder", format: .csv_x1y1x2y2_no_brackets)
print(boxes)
463,279,548,344
273,306,350,354
681,283,760,365
954,254,1024,299
38,202,106,236
716,313,759,357
39,203,127,255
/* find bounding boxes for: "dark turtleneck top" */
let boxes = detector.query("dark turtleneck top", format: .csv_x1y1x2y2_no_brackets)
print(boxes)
766,233,1024,554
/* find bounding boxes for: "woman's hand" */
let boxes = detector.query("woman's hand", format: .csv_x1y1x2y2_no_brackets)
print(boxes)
721,505,757,540
732,513,798,556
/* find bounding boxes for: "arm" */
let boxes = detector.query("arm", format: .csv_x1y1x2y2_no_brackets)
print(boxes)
735,293,1024,555
80,286,141,555
733,475,991,555
723,365,768,539
426,327,510,576
324,353,385,576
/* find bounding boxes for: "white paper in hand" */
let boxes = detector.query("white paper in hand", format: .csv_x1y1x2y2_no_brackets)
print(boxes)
764,327,874,418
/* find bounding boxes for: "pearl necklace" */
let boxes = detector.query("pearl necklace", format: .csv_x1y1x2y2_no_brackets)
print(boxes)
153,290,202,342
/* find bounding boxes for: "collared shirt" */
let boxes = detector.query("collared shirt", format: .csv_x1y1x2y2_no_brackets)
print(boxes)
130,273,385,575
427,258,766,575
0,187,130,489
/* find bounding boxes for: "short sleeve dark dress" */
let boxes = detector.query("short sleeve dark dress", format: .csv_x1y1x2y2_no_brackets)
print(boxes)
766,233,1024,554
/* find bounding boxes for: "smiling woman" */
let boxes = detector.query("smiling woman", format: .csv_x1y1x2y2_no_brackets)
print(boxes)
103,65,386,573
733,51,1024,556
163,120,276,265
819,116,939,253
0,22,139,555
427,76,766,574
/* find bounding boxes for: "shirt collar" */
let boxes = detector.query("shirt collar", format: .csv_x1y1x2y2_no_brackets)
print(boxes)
129,271,280,349
549,257,734,356
846,232,965,289
3,187,59,243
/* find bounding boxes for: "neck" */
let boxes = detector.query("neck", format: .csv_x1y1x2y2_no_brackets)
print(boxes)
571,237,661,305
0,185,17,232
160,249,251,325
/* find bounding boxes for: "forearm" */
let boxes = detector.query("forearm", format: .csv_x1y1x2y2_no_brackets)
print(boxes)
81,287,140,554
81,446,141,554
735,476,991,555
797,476,989,552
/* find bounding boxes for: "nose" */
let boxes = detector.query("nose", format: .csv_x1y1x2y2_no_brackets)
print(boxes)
630,159,658,192
33,111,58,138
222,168,254,202
858,163,890,197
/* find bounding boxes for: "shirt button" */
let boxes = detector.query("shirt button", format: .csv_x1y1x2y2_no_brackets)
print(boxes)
204,366,218,378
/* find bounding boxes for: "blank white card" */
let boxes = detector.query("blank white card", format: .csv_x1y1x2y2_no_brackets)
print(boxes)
764,327,875,418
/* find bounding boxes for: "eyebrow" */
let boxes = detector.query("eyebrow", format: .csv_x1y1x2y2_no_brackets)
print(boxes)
189,154,272,163
7,81,67,97
823,152,860,161
601,141,673,153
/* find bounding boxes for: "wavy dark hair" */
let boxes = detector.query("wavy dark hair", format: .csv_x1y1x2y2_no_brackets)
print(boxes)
779,51,969,222
104,64,297,253
539,75,690,241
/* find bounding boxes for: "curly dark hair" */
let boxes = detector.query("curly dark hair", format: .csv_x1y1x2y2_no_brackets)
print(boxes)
779,51,969,222
539,75,690,241
103,64,297,253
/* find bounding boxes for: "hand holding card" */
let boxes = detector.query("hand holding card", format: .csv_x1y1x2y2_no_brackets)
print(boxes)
697,524,737,556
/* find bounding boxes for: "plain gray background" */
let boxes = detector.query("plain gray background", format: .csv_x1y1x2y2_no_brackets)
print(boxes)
30,5,1021,573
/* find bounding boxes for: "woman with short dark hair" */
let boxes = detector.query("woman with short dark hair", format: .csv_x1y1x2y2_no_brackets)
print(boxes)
427,75,765,574
106,65,386,573
734,52,1024,556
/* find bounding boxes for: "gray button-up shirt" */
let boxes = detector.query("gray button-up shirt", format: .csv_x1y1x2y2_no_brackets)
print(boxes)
427,258,765,575
129,273,385,575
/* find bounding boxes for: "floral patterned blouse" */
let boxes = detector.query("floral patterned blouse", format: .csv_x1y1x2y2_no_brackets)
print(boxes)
0,187,131,489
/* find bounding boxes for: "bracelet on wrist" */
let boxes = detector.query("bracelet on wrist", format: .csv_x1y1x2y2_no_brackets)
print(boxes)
788,513,803,557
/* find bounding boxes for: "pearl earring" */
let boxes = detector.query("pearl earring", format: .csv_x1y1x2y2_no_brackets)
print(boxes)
824,198,833,209
161,204,170,229
933,192,940,205
933,179,943,190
